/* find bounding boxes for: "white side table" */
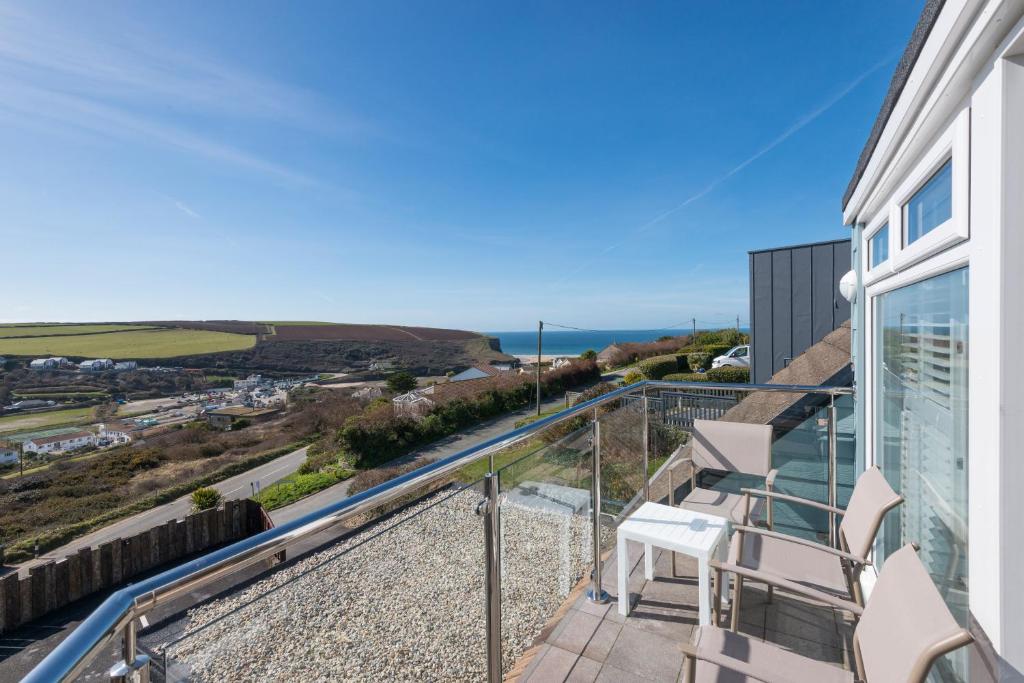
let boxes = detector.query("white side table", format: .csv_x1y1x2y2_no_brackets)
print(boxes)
616,501,729,626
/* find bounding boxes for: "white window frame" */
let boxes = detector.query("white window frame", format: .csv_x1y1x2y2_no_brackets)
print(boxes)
891,108,970,271
863,211,894,286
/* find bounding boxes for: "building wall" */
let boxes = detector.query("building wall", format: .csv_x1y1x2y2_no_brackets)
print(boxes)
748,239,851,384
843,2,1024,674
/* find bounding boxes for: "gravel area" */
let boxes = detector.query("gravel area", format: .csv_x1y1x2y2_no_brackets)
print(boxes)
163,485,592,681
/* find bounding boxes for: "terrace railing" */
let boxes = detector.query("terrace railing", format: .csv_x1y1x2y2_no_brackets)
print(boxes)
23,380,853,683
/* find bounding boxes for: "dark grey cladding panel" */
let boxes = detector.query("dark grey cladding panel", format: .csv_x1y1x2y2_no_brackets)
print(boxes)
812,243,837,342
791,247,814,356
749,239,851,385
771,249,792,375
752,251,774,384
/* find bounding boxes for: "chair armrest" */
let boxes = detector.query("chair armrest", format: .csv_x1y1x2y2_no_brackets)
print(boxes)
710,559,864,616
731,525,871,566
765,468,779,490
740,488,846,516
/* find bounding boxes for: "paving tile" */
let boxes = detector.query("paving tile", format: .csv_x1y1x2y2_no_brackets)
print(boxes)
604,623,684,683
573,591,612,618
520,644,553,681
594,663,655,683
523,644,579,683
551,609,604,655
565,656,603,683
581,619,622,662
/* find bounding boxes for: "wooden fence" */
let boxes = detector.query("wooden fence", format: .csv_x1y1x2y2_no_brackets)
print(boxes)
0,498,272,635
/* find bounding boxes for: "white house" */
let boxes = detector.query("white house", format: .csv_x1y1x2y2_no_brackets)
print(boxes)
79,358,113,372
0,447,18,465
549,357,572,370
98,423,133,446
29,357,70,370
353,385,383,400
234,374,263,391
114,361,138,371
23,430,96,454
392,389,435,419
842,1,1024,677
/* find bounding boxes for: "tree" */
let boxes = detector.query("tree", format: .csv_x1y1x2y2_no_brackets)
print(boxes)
191,486,222,511
579,349,597,360
386,371,417,393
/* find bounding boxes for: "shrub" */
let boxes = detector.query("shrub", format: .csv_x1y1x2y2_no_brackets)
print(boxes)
579,349,597,360
662,372,710,382
636,354,680,380
386,371,417,393
232,418,252,430
686,351,713,372
622,369,644,385
706,366,750,383
191,486,221,511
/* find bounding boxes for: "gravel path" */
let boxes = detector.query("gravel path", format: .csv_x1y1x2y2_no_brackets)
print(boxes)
164,486,591,681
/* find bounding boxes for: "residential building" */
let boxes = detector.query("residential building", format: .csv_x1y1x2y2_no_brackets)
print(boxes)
98,423,133,446
29,357,70,370
0,446,18,465
114,361,138,371
748,239,851,383
353,385,383,400
448,364,505,383
841,0,1024,676
205,405,282,430
22,430,95,454
550,357,572,370
78,358,114,372
234,374,264,391
392,388,436,419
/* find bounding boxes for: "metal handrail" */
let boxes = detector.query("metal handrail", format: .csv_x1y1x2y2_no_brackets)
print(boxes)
23,379,851,682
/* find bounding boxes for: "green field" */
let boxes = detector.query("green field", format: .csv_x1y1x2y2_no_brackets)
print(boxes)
0,324,155,338
0,406,97,435
0,328,256,358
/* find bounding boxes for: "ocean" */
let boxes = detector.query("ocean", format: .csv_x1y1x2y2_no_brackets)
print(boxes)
488,329,749,357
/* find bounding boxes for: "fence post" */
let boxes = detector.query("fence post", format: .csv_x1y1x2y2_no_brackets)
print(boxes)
827,395,838,548
642,391,650,502
478,472,502,683
109,619,150,683
587,419,609,604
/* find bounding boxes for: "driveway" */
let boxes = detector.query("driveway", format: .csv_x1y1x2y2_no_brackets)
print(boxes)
11,446,309,577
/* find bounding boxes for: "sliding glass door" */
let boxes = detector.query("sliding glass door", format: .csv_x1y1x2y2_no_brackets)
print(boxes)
874,267,968,682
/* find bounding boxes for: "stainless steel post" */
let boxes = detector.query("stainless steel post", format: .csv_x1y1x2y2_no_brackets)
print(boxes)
642,391,650,502
827,396,838,548
109,620,149,683
587,420,609,604
480,472,502,683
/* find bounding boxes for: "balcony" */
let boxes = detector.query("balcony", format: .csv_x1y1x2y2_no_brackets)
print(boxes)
22,380,855,682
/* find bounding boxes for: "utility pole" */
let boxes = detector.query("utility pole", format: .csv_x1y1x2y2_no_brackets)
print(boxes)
736,315,740,331
19,440,23,478
691,318,697,338
536,321,543,416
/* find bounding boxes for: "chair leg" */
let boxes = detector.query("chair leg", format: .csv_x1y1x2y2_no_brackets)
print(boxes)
730,575,744,631
713,567,722,624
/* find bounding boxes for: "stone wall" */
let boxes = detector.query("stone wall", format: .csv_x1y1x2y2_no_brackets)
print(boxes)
0,499,271,634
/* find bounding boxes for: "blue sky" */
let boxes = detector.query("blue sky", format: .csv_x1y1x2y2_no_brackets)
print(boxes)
1,1,922,332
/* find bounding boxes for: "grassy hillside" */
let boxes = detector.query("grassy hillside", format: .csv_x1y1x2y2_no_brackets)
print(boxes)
0,324,156,338
0,327,256,358
0,406,97,435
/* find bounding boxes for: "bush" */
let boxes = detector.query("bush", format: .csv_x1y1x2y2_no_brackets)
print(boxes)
386,372,417,393
232,418,252,430
622,369,644,385
662,372,710,382
191,486,221,511
686,351,713,372
706,366,750,383
579,349,597,360
636,354,680,380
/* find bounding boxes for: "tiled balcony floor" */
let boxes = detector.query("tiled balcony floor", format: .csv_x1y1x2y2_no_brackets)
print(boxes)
513,541,856,682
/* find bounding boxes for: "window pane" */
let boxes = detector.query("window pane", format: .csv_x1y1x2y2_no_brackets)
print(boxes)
904,159,952,245
869,223,889,268
874,267,968,682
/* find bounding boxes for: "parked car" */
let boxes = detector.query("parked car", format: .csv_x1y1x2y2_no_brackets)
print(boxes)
711,345,750,369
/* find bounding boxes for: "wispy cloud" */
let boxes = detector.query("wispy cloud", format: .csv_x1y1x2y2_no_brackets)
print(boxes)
0,3,370,185
174,201,201,220
553,53,897,285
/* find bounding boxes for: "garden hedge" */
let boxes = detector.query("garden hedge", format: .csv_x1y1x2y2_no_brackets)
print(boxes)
636,354,681,380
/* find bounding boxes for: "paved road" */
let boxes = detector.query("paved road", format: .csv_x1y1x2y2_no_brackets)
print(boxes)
12,446,309,577
270,394,568,525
